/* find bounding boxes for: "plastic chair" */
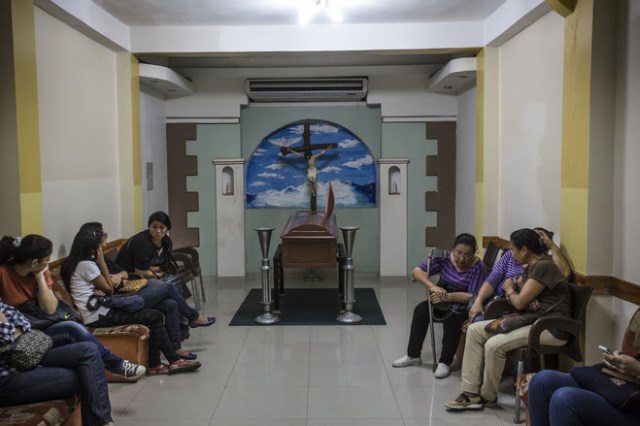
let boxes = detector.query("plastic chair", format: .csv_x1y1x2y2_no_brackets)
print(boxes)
485,283,593,423
482,241,501,273
170,249,201,311
173,246,205,303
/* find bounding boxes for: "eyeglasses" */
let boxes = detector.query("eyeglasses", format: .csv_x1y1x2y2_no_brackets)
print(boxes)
453,250,473,260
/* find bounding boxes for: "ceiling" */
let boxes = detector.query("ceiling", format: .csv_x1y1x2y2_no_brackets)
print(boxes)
93,0,508,27
88,0,506,69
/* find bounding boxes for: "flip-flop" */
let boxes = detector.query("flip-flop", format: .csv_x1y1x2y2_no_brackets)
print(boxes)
147,363,169,375
177,351,198,360
168,359,201,374
189,316,216,328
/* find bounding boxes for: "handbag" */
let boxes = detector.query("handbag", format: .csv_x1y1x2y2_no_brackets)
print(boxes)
484,312,539,334
161,273,192,299
570,360,640,413
17,299,84,330
117,275,149,293
87,293,145,313
429,280,468,322
485,294,567,334
0,329,53,371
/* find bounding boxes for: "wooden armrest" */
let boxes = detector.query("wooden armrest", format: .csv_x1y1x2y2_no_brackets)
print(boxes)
90,324,150,340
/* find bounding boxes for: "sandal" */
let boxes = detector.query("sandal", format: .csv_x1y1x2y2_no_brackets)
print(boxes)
189,316,216,328
176,350,198,360
147,363,169,375
169,359,201,375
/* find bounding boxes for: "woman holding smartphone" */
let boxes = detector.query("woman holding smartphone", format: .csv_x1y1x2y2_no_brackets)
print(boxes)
527,346,640,425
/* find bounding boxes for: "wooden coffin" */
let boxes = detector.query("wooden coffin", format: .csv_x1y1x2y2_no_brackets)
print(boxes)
281,211,337,268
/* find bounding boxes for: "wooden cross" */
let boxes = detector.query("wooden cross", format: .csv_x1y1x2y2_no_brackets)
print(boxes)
280,120,337,212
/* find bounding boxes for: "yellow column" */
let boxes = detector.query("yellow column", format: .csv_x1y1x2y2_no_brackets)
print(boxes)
475,50,485,243
12,0,43,235
130,55,143,231
560,0,593,274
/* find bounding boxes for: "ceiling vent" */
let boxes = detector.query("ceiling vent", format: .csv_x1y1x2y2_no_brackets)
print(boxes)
245,77,368,102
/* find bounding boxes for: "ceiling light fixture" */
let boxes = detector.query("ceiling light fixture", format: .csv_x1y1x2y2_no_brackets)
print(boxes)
299,0,343,25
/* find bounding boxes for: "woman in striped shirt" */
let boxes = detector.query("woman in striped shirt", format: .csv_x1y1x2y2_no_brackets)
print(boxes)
392,233,486,379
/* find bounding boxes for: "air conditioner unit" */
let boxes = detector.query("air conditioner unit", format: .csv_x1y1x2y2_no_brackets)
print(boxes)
245,77,368,102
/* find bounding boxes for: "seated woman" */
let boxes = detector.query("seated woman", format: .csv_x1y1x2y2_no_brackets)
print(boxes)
445,228,571,410
0,298,114,426
80,222,210,359
527,350,640,426
0,235,145,381
114,212,215,329
392,233,486,378
61,229,201,375
468,227,572,323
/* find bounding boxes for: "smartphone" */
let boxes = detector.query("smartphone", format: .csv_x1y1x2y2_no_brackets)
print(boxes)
598,344,613,355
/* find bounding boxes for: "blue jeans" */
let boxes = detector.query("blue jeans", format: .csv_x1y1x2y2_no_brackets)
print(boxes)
138,279,199,348
0,341,112,426
528,369,640,426
43,320,123,371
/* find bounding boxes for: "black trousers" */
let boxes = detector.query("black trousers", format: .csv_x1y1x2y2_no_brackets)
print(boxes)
406,300,467,365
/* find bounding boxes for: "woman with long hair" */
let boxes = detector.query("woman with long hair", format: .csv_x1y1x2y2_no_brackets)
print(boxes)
79,222,211,359
0,235,145,381
445,228,571,410
61,229,201,375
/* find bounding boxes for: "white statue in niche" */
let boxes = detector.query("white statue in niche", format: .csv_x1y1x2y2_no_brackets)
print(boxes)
389,167,401,195
221,167,234,195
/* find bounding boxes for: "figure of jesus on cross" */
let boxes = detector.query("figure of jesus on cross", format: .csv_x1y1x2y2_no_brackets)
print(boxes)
280,121,337,212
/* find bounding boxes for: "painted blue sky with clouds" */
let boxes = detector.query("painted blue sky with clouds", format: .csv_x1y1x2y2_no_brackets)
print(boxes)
246,120,376,208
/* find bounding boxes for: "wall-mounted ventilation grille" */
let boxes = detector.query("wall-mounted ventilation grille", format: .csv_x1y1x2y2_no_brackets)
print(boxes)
245,78,368,102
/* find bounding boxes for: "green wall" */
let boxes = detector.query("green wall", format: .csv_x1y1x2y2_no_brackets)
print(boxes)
188,110,439,276
187,123,241,276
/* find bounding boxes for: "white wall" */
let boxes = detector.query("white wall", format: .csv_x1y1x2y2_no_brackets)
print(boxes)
497,11,564,236
612,0,640,345
35,7,126,257
456,86,476,234
140,87,169,219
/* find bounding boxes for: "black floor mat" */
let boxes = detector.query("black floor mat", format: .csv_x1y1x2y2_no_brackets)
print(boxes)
229,288,386,326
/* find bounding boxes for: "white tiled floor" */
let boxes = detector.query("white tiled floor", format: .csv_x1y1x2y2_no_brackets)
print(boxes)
108,276,519,425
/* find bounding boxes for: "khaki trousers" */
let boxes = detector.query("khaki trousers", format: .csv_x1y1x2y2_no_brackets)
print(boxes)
460,319,566,402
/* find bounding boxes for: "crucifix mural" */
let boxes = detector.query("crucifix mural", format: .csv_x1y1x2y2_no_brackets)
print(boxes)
280,120,337,212
245,119,376,209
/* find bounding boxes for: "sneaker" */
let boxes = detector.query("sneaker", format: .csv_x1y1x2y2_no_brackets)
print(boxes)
434,362,451,378
444,392,484,410
392,355,422,368
482,397,498,407
111,360,146,382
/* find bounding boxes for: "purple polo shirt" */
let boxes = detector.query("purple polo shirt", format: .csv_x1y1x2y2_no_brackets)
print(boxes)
419,252,486,295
